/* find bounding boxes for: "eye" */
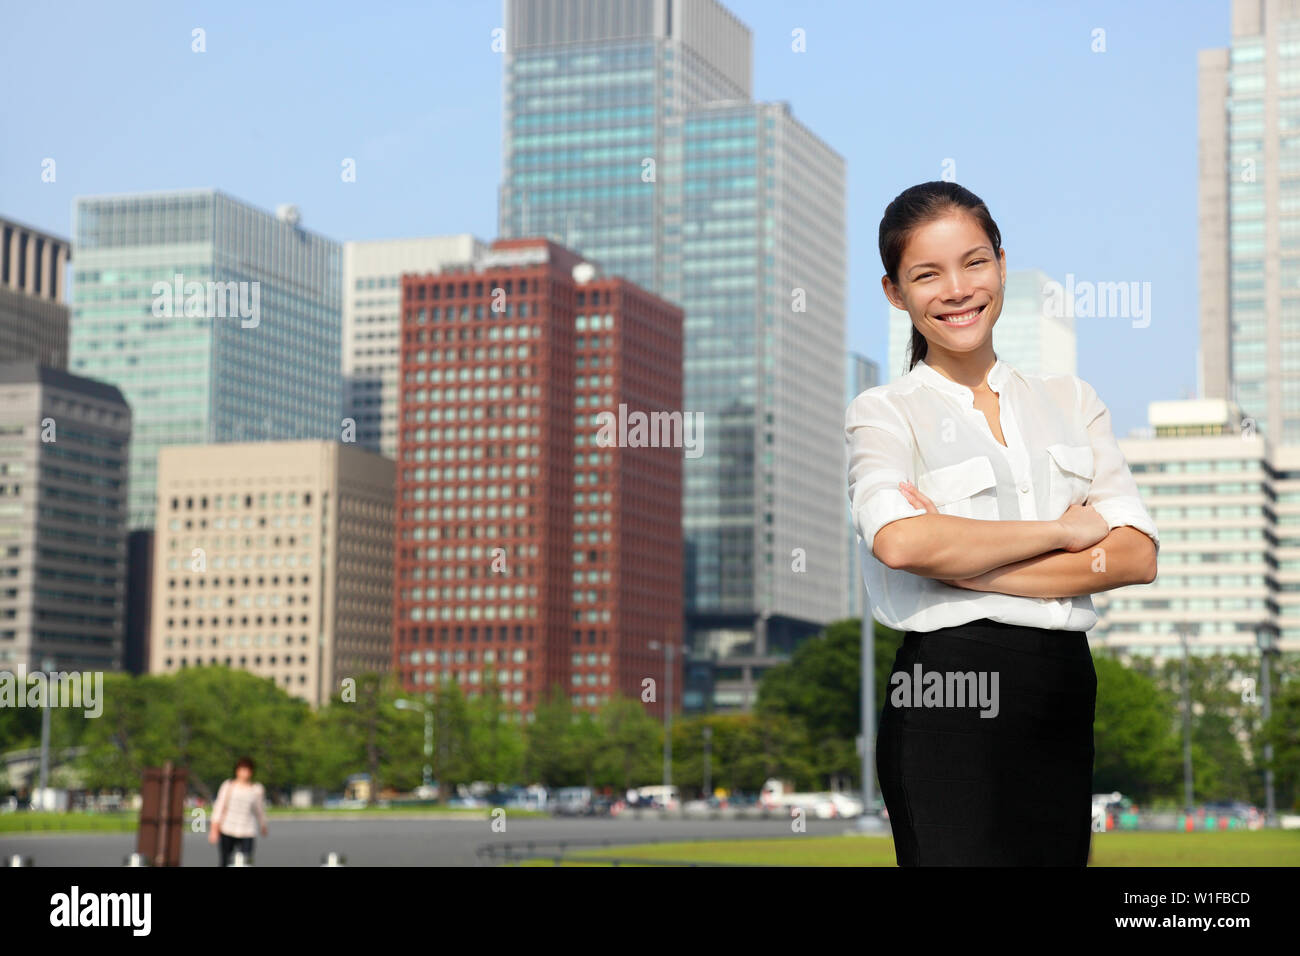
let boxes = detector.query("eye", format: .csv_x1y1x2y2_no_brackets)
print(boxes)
915,271,936,280
967,258,988,267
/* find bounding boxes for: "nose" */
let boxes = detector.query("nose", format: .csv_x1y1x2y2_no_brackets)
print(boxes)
943,275,970,302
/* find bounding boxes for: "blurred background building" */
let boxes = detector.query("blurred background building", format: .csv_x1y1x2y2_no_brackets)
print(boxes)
69,190,343,528
1199,0,1300,445
845,351,879,622
1097,397,1300,655
344,236,488,459
393,237,684,718
1,216,70,368
500,0,848,713
0,363,130,672
148,440,395,707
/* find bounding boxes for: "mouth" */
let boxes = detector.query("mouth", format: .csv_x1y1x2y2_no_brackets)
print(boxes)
933,303,986,327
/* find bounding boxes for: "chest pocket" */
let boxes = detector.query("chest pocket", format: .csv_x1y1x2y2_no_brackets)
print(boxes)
1046,443,1095,517
916,455,999,520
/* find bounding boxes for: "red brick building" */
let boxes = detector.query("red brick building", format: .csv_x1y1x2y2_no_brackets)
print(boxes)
393,238,683,719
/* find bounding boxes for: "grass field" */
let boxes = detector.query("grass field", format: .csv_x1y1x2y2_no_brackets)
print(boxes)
517,831,1300,867
0,812,138,834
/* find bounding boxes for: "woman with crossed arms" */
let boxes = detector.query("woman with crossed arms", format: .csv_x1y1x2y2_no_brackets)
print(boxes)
847,181,1159,866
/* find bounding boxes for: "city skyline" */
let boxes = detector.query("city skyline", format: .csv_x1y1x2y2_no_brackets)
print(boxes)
0,0,1222,438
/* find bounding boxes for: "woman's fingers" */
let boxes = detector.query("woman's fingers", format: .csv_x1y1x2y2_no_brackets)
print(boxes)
899,480,937,514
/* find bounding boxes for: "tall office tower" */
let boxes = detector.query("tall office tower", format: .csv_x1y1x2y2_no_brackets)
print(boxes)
1093,398,1292,654
0,363,130,672
70,191,343,528
845,352,879,621
887,270,1075,382
344,236,488,459
149,441,395,707
1,216,70,367
1199,0,1300,443
501,0,847,714
393,238,684,719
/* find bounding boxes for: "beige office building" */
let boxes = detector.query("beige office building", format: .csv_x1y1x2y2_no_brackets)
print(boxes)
1092,398,1299,656
149,441,395,706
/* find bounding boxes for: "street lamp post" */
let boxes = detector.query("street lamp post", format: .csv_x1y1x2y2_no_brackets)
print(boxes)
394,697,433,792
1256,628,1278,828
38,657,53,809
648,640,686,798
702,725,712,802
1179,623,1194,814
857,582,885,832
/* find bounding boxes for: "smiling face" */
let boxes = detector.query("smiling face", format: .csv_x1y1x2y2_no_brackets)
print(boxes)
882,209,1007,361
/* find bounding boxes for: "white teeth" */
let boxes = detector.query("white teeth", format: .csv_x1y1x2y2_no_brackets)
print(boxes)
939,306,982,322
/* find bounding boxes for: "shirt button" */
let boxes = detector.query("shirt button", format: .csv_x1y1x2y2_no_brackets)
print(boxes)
1018,481,1030,494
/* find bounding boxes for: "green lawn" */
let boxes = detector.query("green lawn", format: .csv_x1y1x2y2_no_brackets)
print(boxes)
0,812,137,834
518,831,1300,867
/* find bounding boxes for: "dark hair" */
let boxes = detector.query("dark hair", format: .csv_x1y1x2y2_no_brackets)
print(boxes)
234,756,255,774
878,181,1003,372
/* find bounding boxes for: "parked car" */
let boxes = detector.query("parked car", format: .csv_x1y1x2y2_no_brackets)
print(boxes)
552,786,593,816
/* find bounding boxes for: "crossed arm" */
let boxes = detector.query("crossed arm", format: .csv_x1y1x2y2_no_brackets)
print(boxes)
873,489,1157,599
938,525,1156,598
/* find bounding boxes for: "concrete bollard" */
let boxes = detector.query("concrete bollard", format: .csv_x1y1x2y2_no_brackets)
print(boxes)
320,851,347,867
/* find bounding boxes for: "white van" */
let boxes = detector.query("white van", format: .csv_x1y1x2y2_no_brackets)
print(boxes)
633,785,679,809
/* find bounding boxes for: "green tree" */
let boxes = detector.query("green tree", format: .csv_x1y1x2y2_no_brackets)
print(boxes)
1257,676,1300,812
432,681,475,800
592,695,660,790
318,672,422,802
466,678,526,787
1092,655,1181,802
755,617,903,789
525,684,582,786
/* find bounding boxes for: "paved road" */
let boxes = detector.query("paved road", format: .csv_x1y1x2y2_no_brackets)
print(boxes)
1,816,883,866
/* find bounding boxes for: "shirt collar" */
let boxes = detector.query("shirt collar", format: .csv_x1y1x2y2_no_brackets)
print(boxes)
912,356,1011,402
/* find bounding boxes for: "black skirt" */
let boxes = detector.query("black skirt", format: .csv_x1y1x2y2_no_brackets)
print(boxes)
876,617,1097,866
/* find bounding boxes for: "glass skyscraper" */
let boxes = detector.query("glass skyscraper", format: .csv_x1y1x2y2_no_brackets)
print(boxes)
70,190,342,527
501,0,847,712
1199,0,1300,444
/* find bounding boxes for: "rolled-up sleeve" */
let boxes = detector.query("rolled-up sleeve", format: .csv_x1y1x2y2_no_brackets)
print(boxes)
846,392,926,560
1076,377,1160,554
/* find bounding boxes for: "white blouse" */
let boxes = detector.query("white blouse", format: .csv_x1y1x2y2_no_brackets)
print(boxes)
213,779,267,838
845,356,1159,633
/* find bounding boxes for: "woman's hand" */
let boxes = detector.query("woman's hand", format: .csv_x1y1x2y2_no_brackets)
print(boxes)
208,827,219,845
898,481,976,589
1056,502,1110,553
898,480,936,515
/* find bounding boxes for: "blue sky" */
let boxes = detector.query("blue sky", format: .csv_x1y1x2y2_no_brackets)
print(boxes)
0,0,1229,437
